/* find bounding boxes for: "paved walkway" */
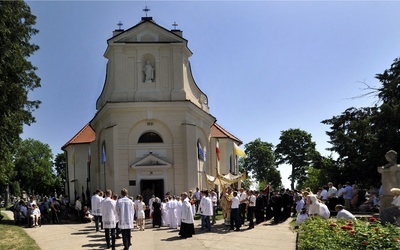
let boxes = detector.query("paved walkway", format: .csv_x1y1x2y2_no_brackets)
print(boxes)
2,210,296,250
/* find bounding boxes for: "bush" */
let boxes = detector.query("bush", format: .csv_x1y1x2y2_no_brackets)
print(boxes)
298,217,400,250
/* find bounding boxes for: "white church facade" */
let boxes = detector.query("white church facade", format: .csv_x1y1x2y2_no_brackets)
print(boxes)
62,16,245,202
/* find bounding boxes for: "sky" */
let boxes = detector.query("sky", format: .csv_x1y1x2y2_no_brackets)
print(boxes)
22,0,400,189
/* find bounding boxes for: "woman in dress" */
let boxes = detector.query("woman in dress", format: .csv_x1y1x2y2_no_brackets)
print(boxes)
358,191,377,212
161,198,169,227
152,198,162,228
380,188,400,225
136,195,146,231
351,184,359,210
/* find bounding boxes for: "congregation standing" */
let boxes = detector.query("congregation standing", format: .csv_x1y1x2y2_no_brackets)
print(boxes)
20,181,391,249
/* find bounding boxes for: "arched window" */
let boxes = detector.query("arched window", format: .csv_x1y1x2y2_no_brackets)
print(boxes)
138,132,163,143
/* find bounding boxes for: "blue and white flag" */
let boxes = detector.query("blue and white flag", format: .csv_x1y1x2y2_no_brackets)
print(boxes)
101,144,106,164
197,142,205,161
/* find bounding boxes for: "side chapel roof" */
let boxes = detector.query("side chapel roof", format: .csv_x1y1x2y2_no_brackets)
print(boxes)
61,123,95,150
211,123,242,145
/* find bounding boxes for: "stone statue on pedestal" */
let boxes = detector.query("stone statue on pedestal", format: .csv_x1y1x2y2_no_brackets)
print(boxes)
378,150,400,209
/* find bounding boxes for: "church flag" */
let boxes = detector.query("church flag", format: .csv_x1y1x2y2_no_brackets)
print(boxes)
233,142,246,158
101,144,106,164
216,140,220,161
87,146,91,181
87,146,91,164
197,141,205,161
263,184,270,195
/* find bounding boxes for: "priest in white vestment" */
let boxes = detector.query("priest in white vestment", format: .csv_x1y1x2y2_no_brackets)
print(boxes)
116,189,134,250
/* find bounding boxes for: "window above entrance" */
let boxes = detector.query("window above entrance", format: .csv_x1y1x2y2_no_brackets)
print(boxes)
138,132,163,143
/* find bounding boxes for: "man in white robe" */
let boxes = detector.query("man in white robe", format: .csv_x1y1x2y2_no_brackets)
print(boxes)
198,190,213,231
91,189,104,232
179,192,195,239
101,189,117,249
116,189,134,250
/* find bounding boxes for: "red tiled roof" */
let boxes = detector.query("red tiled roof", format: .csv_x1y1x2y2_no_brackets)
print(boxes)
61,123,95,150
210,123,242,145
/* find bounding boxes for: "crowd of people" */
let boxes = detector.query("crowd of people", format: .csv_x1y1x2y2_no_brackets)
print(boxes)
6,181,399,250
293,182,400,228
89,188,199,249
10,194,76,227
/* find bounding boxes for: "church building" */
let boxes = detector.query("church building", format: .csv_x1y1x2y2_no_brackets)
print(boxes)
62,15,245,202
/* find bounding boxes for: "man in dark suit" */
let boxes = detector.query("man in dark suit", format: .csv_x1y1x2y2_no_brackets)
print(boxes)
255,191,264,224
271,190,282,224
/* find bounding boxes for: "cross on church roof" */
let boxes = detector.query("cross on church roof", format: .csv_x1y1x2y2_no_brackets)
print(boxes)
172,22,178,30
117,21,123,30
143,6,150,17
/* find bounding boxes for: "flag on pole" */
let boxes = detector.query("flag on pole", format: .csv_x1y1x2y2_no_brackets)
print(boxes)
216,140,220,161
87,146,91,164
87,146,91,181
263,184,270,195
233,142,246,157
101,144,106,164
197,141,205,161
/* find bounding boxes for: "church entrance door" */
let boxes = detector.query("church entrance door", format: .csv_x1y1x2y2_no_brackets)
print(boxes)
140,179,164,205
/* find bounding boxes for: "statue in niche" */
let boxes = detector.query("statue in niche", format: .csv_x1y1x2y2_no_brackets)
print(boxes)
143,60,154,83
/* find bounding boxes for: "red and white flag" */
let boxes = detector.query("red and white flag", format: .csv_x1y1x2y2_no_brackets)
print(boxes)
216,140,220,161
87,146,91,164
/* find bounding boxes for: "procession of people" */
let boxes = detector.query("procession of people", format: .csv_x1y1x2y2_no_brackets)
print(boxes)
84,184,292,249
5,180,395,250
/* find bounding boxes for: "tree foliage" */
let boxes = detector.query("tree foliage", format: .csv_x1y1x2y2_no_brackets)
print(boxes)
275,129,317,189
242,138,281,188
13,139,54,194
0,1,41,187
53,152,67,191
322,57,400,188
301,155,337,191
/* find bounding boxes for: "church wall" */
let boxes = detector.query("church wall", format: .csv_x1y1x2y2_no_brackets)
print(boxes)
90,101,214,197
100,46,207,113
64,143,91,201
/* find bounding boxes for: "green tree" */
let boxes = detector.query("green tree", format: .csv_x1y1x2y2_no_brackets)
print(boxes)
0,1,41,188
322,57,400,187
53,152,67,192
275,129,318,190
54,153,66,180
322,107,381,186
13,139,54,195
301,154,337,191
242,138,281,188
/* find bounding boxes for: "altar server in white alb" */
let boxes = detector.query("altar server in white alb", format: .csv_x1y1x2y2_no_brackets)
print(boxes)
198,189,213,231
116,188,135,250
101,189,118,250
179,192,195,239
91,189,104,232
167,195,178,229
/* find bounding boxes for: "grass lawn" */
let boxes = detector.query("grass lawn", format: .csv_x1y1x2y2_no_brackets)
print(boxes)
0,209,40,250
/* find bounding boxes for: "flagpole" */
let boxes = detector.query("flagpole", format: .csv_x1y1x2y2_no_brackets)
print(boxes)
73,146,77,201
104,162,106,190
